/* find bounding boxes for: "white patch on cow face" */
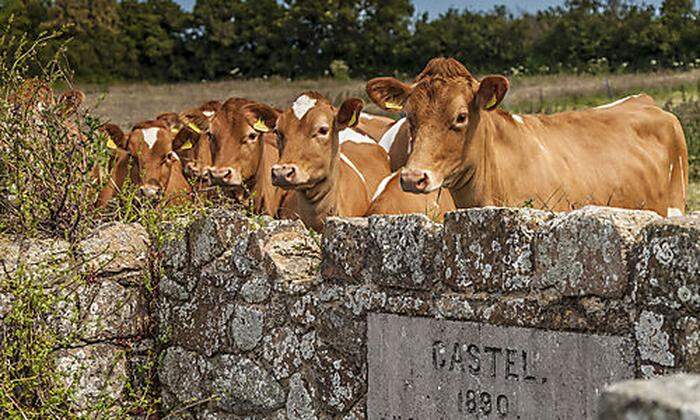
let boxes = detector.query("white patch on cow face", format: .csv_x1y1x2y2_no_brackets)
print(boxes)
339,153,366,185
378,117,407,153
371,171,399,202
339,128,376,145
595,94,641,110
203,110,215,118
292,95,317,120
142,127,160,149
667,207,683,217
669,162,674,181
512,114,524,124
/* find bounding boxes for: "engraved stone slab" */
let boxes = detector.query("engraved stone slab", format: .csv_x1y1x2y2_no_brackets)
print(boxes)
368,313,634,420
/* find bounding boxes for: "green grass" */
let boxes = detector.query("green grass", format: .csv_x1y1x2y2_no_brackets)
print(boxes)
688,182,700,212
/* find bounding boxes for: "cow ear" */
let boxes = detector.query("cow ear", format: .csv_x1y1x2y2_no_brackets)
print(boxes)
243,103,278,133
99,123,127,151
366,77,412,112
476,75,509,111
336,98,363,129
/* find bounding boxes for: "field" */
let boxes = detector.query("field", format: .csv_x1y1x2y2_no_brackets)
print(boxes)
82,70,700,212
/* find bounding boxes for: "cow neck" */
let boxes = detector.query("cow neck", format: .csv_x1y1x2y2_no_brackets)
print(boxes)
297,144,341,220
250,135,279,215
164,158,191,200
450,110,514,207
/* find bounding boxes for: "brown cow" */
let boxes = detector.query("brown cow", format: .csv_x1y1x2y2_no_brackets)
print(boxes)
357,112,395,141
205,98,288,215
244,92,391,231
366,171,456,221
367,57,688,216
100,120,194,203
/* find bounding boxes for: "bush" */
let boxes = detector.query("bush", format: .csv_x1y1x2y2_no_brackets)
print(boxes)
330,60,350,81
666,99,700,181
0,27,112,241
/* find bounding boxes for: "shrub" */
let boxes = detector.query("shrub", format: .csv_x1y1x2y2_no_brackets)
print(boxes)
330,59,350,81
0,27,112,241
666,99,700,181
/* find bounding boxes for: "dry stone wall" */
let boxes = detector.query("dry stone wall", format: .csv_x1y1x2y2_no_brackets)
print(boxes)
155,206,699,418
1,205,695,417
0,223,152,415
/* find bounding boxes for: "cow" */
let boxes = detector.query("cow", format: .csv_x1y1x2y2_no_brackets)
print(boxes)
366,171,456,221
357,112,395,141
243,92,391,231
366,57,688,216
99,120,195,204
205,98,289,216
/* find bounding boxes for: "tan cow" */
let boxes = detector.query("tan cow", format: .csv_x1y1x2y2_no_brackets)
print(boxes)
366,171,456,221
357,112,395,141
100,120,194,204
205,98,289,215
244,92,391,231
367,57,688,216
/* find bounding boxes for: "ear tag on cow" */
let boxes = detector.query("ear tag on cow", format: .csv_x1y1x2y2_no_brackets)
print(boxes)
348,111,358,127
187,122,201,134
180,140,193,151
385,100,403,110
253,118,270,133
106,138,118,150
170,127,180,134
486,94,498,110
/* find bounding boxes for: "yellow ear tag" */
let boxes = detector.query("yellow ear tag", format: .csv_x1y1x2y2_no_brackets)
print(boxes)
486,95,498,110
170,127,180,134
106,138,118,150
253,118,270,133
348,111,358,127
187,122,201,134
179,140,193,151
385,101,403,110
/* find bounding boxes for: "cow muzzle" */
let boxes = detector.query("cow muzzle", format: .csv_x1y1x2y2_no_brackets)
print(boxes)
271,164,301,188
400,168,438,194
139,185,162,199
208,166,242,186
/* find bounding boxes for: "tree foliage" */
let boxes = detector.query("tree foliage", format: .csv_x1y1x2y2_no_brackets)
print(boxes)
1,0,698,81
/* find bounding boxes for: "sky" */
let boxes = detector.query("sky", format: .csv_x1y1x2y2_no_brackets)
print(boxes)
175,0,667,15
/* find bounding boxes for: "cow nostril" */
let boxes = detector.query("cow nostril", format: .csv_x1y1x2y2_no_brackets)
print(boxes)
284,166,295,180
415,172,429,189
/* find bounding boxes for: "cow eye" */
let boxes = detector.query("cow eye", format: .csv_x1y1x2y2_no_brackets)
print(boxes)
246,132,258,142
455,112,468,125
317,126,329,136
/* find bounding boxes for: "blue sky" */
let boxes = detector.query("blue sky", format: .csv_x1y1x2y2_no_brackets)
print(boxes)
175,0,667,15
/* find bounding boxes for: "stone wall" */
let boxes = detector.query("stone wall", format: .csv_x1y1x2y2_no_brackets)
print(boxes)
155,206,699,418
0,223,151,415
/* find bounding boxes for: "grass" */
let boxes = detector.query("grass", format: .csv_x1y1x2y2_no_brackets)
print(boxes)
81,70,700,212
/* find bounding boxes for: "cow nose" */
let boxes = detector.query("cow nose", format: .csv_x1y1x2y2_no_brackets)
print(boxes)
208,167,240,185
139,185,161,199
271,164,296,185
400,169,430,193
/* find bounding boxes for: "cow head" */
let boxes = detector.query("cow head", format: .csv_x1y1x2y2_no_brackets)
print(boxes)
206,98,275,188
366,57,509,193
103,120,194,200
245,91,362,190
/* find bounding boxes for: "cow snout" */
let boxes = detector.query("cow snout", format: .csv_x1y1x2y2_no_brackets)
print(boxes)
400,169,431,194
208,166,242,186
271,164,297,187
139,185,162,199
